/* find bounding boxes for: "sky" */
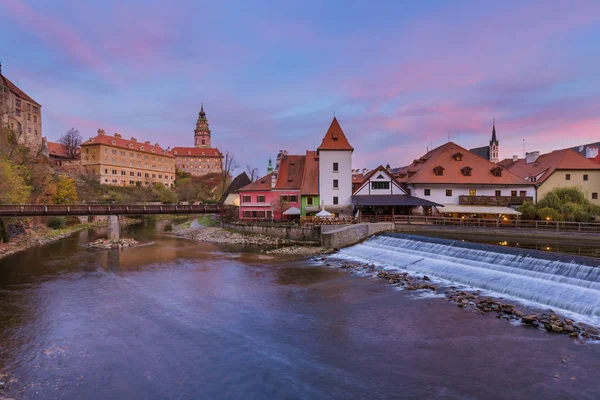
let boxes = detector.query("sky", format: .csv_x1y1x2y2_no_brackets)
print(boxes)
1,0,600,174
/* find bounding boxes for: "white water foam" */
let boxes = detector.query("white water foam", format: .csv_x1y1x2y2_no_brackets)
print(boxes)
333,235,600,325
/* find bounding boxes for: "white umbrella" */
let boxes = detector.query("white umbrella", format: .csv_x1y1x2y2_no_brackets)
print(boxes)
283,207,301,216
316,209,333,218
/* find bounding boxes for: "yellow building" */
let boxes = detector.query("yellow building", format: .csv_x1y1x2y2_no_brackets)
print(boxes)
506,149,600,206
81,130,176,187
0,69,43,151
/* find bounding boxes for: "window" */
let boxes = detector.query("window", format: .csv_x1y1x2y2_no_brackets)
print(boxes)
266,211,273,219
121,171,126,175
251,211,257,218
105,169,108,174
144,173,149,178
469,189,476,196
243,195,251,203
307,197,314,205
257,195,265,203
112,150,117,155
433,166,444,176
593,193,598,200
257,211,266,218
137,172,142,177
495,190,501,196
243,211,251,218
461,167,472,176
33,116,37,123
566,174,571,180
33,106,38,114
333,162,339,172
520,191,527,197
15,99,21,108
424,189,431,196
511,190,517,197
333,196,339,205
290,195,298,202
333,179,339,189
281,195,289,201
445,189,452,197
152,174,156,178
371,181,390,190
15,109,21,117
27,127,31,133
584,174,589,181
130,172,135,176
112,169,117,175
491,167,502,177
452,152,463,161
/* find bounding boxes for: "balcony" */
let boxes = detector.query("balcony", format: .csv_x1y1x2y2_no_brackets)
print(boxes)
459,195,533,206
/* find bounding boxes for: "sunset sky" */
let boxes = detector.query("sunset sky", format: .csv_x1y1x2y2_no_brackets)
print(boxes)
1,0,600,174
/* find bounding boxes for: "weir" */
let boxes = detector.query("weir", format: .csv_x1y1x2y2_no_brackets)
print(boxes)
336,234,600,319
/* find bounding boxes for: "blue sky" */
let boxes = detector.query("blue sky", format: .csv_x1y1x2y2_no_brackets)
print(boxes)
1,0,600,174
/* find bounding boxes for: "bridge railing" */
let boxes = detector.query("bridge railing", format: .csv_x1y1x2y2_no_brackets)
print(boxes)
0,204,222,216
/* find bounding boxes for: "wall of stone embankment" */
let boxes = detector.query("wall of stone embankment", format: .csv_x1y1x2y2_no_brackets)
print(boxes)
321,223,394,248
222,222,320,242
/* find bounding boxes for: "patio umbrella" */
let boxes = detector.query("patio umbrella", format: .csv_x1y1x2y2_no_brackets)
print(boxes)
283,207,301,216
316,209,333,218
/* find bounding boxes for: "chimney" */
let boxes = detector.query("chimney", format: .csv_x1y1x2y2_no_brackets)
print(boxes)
526,151,540,164
144,141,151,145
513,155,518,162
114,133,122,138
154,143,160,147
97,129,105,136
130,137,137,142
585,146,599,159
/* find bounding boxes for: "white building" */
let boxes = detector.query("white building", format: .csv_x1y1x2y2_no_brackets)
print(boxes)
317,117,354,217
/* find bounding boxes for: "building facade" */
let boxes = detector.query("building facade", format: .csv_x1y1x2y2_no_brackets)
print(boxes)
81,130,176,187
317,117,354,217
397,142,535,218
173,106,223,176
300,150,320,216
506,149,600,206
0,70,43,151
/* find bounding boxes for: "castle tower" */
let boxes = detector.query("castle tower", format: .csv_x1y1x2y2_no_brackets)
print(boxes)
489,120,499,163
194,104,211,148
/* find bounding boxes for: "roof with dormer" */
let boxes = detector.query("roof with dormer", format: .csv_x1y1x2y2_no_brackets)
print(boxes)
172,147,222,157
317,117,353,151
275,155,305,190
301,151,319,195
396,142,530,185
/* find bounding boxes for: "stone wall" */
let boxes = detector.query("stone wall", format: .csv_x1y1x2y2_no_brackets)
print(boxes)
321,222,394,248
222,222,320,242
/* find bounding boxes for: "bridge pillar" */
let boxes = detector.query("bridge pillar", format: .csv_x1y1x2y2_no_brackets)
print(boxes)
108,215,120,241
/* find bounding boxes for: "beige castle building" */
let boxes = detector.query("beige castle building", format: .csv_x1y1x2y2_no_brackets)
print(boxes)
81,130,176,187
173,105,223,176
0,69,43,151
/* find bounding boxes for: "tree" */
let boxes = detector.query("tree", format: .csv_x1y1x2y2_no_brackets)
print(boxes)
246,165,260,181
0,157,31,203
58,128,82,159
221,150,240,194
54,175,78,204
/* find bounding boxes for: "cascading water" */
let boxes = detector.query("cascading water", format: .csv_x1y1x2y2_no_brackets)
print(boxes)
335,234,600,319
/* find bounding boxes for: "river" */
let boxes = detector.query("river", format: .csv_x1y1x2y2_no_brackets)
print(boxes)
0,222,599,399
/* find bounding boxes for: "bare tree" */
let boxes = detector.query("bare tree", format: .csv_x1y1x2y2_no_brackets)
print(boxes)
221,149,240,194
58,128,82,159
246,165,260,181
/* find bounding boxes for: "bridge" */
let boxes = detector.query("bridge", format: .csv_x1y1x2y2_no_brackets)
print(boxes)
0,204,222,241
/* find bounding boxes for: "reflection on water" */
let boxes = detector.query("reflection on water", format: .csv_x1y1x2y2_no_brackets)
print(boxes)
0,222,599,399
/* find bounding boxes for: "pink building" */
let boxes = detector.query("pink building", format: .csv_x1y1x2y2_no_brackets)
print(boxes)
238,154,305,220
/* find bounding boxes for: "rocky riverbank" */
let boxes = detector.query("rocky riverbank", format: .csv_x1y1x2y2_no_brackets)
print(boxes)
323,258,600,342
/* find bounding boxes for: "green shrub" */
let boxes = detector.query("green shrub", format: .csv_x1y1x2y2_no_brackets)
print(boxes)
48,216,66,229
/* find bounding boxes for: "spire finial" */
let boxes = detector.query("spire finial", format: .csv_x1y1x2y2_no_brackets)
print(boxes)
201,102,204,112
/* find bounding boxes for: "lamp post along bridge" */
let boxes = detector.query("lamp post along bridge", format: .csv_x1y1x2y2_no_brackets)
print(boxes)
0,204,223,241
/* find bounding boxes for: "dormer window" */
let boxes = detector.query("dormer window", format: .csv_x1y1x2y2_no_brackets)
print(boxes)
491,167,503,177
452,152,464,161
173,151,178,155
128,143,133,148
461,166,472,176
140,146,144,150
111,140,116,145
413,159,421,164
433,166,444,176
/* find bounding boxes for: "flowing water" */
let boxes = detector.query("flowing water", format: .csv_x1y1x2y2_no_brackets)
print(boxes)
335,234,600,323
1,224,600,399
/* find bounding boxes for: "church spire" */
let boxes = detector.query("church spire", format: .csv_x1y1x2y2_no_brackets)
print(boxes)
267,156,273,173
490,119,498,146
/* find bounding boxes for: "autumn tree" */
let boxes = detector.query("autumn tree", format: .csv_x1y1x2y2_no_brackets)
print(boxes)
54,175,78,204
58,128,82,159
0,157,31,203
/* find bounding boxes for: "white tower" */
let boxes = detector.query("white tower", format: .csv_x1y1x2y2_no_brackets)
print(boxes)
317,117,354,215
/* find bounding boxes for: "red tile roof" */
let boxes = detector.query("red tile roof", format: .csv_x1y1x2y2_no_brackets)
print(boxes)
238,172,274,192
81,131,175,158
172,147,222,157
506,149,600,184
0,73,40,106
594,154,600,165
275,155,305,190
301,151,319,195
398,142,531,185
317,117,354,151
46,141,70,159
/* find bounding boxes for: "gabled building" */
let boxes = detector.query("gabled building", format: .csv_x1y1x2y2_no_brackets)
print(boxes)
352,165,441,217
238,154,305,220
397,142,535,218
317,117,354,217
506,149,600,206
470,121,500,163
173,105,223,177
300,150,320,216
